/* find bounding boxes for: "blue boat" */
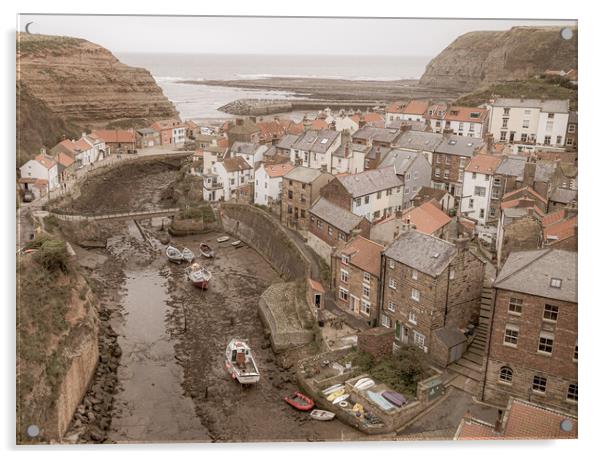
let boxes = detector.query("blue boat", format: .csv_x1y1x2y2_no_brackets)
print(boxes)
366,390,396,411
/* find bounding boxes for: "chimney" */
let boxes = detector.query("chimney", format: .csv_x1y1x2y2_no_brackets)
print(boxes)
359,115,366,128
344,144,350,157
236,118,243,126
375,146,382,164
494,409,504,433
454,236,470,251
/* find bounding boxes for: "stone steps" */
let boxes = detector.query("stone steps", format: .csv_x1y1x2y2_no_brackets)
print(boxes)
448,361,482,382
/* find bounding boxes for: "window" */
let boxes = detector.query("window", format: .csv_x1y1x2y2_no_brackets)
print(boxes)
502,118,508,129
373,210,381,220
360,300,370,316
479,209,485,219
556,136,563,145
522,119,530,128
389,278,397,290
287,205,292,214
468,198,474,209
434,167,441,177
411,288,420,302
341,255,349,265
363,272,371,283
538,332,554,355
340,269,348,283
449,269,455,280
377,191,382,199
413,331,426,349
550,278,562,289
436,155,441,163
568,124,576,133
543,304,559,322
503,108,510,116
389,260,395,270
548,112,555,119
316,220,323,229
520,133,528,142
354,198,361,207
544,136,551,145
387,301,396,312
327,226,333,236
364,195,370,204
362,285,370,298
509,297,523,315
411,269,418,280
444,170,450,179
339,287,348,301
300,209,305,218
474,186,486,197
445,156,451,165
574,343,578,361
499,366,513,384
381,314,391,328
532,375,547,393
504,325,519,347
288,190,293,199
567,384,578,402
566,138,574,146
500,131,507,141
409,310,417,325
338,232,346,241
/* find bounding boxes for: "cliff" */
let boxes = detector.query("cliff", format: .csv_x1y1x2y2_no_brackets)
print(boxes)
17,33,179,163
419,26,577,91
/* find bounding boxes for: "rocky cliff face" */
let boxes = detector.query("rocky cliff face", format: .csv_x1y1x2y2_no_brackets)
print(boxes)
17,33,179,161
419,26,577,91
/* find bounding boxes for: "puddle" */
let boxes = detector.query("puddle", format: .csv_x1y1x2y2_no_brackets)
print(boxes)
109,267,209,442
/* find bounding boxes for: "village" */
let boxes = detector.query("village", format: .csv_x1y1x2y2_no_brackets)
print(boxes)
16,62,579,441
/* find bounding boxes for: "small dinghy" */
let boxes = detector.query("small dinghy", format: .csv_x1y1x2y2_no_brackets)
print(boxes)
199,243,214,258
182,247,195,263
187,263,212,290
231,240,242,247
217,236,230,243
326,389,345,401
366,391,396,412
224,339,260,385
354,378,375,391
310,409,335,421
382,390,407,407
166,245,183,264
332,394,350,405
284,392,314,411
322,383,344,396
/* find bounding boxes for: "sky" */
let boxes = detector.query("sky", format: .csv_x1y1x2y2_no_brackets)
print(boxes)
17,15,576,57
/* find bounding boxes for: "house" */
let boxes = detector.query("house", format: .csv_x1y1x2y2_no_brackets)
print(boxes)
275,133,300,158
488,99,570,146
229,141,268,167
542,209,577,251
184,120,200,139
256,118,294,145
565,111,577,149
334,114,360,134
432,134,486,199
455,398,577,440
460,154,504,224
350,112,385,129
380,232,485,352
495,200,545,266
150,119,187,146
332,236,385,326
136,127,160,148
55,152,75,183
377,149,433,209
51,137,96,167
400,199,452,238
483,249,577,415
489,155,529,219
203,156,253,202
319,167,404,222
82,133,108,162
439,106,489,138
385,100,429,124
412,186,455,213
281,167,334,232
254,162,294,207
548,188,577,212
330,142,367,175
392,130,443,165
92,129,135,153
226,118,261,147
307,197,371,263
351,126,401,148
289,129,341,172
19,152,59,192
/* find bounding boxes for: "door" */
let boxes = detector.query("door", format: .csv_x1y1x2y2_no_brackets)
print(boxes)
509,131,515,143
349,295,359,313
314,293,321,309
401,325,409,344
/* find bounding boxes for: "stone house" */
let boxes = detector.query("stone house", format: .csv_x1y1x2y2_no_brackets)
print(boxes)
330,142,367,175
90,129,134,153
482,249,577,415
307,197,371,264
380,231,485,353
136,127,160,148
412,186,456,213
280,166,334,233
319,167,403,222
150,119,186,146
332,236,385,327
351,126,402,150
225,118,261,147
391,130,443,165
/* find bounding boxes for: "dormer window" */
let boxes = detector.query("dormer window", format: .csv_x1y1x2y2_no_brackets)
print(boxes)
550,278,562,288
341,255,350,265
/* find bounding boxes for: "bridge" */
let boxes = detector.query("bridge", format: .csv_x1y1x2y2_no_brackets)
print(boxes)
50,208,180,223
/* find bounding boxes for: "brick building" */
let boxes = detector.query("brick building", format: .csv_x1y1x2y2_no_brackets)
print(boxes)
380,231,485,352
307,197,370,264
482,249,577,415
280,166,334,233
332,236,385,326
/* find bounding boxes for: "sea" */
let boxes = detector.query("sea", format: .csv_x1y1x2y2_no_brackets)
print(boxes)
116,53,430,122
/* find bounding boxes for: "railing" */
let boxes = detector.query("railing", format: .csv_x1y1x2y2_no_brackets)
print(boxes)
50,207,180,222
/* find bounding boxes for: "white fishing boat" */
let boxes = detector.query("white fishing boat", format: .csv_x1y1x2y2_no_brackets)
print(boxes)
354,377,375,391
322,383,344,396
217,236,230,243
199,243,214,258
332,394,350,405
166,245,183,263
182,247,195,263
224,339,260,385
186,263,212,289
231,240,242,247
310,409,336,421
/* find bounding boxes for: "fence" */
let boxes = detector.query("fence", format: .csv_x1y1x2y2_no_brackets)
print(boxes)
50,207,180,222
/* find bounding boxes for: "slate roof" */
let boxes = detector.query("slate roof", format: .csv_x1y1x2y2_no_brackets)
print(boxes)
284,166,327,184
292,129,339,154
492,98,570,114
337,167,402,197
434,327,467,348
534,160,557,182
137,127,158,135
222,156,252,173
550,188,577,203
383,231,457,277
378,149,420,173
413,186,449,203
494,249,577,302
352,126,401,144
230,141,259,156
393,131,443,152
435,134,484,157
276,134,299,150
310,197,364,234
495,156,527,179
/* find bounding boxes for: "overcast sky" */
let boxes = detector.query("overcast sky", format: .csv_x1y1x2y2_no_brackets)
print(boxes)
18,15,576,56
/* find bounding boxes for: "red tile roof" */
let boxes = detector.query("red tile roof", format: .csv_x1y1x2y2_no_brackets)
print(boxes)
444,106,488,123
56,152,74,168
310,119,329,130
265,162,294,178
541,209,567,226
503,399,577,439
34,154,57,169
402,100,429,116
401,199,451,235
73,137,92,151
500,198,546,217
465,154,503,174
386,101,404,113
92,129,136,144
286,122,306,135
308,278,325,294
544,214,577,244
339,236,384,277
150,119,185,131
455,419,500,440
502,186,547,205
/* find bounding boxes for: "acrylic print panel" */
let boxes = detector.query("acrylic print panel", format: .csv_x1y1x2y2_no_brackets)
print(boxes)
16,14,578,444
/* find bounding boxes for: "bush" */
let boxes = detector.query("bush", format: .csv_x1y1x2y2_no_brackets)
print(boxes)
33,237,70,272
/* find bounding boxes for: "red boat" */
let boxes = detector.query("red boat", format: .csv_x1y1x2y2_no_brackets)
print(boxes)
284,392,315,411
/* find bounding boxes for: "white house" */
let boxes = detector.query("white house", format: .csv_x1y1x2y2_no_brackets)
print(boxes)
229,141,268,167
254,162,294,206
330,143,366,175
172,125,187,145
82,133,107,163
19,153,59,192
290,129,341,172
385,99,429,124
488,98,570,146
203,156,253,202
460,154,504,224
334,115,360,134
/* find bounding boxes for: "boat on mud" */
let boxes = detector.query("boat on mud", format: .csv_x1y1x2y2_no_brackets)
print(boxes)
284,392,314,411
231,240,242,247
166,246,183,263
182,247,195,263
217,236,230,243
186,263,212,289
310,409,335,421
224,339,260,385
199,243,214,258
